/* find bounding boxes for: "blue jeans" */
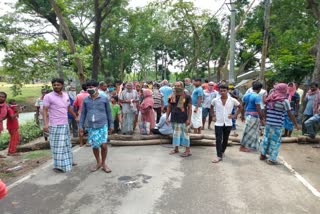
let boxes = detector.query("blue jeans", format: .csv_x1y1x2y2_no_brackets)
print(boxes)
304,114,320,137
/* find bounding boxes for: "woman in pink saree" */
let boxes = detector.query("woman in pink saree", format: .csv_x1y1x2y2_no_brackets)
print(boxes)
139,89,155,135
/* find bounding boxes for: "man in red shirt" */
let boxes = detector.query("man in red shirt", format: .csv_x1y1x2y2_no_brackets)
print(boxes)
7,100,20,156
73,83,89,146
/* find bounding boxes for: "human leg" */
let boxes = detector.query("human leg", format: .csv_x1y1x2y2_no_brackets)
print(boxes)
222,126,232,154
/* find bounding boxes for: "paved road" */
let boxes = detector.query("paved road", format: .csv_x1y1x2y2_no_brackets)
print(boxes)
1,144,319,214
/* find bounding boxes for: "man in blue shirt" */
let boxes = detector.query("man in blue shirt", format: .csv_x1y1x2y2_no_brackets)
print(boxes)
240,81,265,152
79,80,114,173
191,78,204,134
160,80,173,107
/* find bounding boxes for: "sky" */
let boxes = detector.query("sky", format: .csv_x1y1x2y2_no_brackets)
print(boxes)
0,0,229,65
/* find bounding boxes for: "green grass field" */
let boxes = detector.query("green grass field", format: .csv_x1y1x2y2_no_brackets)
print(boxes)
0,82,49,112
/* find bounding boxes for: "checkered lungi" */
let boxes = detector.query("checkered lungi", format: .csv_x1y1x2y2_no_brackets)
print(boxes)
49,125,73,172
240,115,260,150
172,123,190,147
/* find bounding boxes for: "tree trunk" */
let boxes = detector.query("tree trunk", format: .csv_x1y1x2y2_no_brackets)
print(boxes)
57,25,64,79
49,0,85,83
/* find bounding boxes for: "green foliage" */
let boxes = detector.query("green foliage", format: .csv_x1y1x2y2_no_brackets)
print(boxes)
0,121,43,151
22,150,51,159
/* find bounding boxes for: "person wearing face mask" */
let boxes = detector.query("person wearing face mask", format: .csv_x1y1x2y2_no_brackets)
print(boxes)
66,86,78,138
119,82,139,135
79,80,114,173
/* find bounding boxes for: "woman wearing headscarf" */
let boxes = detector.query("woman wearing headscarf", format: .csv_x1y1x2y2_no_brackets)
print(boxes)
260,83,299,165
283,82,300,137
139,89,155,135
166,81,192,157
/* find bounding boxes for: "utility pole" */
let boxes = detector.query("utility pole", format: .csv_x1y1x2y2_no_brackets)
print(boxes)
260,0,271,85
229,0,236,83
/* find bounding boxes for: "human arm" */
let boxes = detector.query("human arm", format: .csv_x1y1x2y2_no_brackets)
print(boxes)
194,95,203,112
186,102,192,126
256,104,265,126
68,106,78,122
166,102,172,125
105,99,114,133
287,110,300,130
78,101,87,136
43,106,49,132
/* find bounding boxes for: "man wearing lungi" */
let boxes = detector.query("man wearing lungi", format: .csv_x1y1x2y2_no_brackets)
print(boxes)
210,84,243,163
79,80,114,173
43,78,78,173
167,81,192,157
191,78,204,134
239,81,265,152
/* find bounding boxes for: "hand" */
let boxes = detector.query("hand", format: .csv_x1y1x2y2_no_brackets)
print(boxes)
79,128,84,136
75,116,79,123
43,125,49,133
108,128,114,134
295,124,300,130
260,119,266,126
185,120,190,126
212,116,216,122
228,114,233,119
166,118,170,125
193,107,198,113
240,115,245,122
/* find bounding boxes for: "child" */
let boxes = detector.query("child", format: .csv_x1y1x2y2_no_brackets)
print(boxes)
7,99,20,156
110,95,122,133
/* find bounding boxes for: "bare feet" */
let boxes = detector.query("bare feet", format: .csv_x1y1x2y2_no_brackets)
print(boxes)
239,146,252,153
212,157,222,163
91,163,102,172
169,149,179,155
102,165,112,173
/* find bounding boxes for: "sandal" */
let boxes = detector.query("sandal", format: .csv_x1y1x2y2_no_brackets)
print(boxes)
266,160,278,165
102,166,112,173
180,152,192,157
212,157,222,163
260,154,267,160
53,168,64,173
169,150,179,155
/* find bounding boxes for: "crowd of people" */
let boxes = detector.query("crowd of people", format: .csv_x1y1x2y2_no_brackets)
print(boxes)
0,77,319,173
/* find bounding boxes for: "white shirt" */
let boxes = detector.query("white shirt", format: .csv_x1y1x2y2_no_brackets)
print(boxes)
211,96,240,126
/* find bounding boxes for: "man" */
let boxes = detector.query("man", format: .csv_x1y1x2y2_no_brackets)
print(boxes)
229,83,241,130
119,82,139,135
98,81,108,98
283,82,300,137
239,81,265,152
66,86,78,138
184,78,194,96
73,83,89,147
211,84,243,163
0,92,8,158
35,89,49,141
260,83,299,165
151,107,172,135
79,80,114,173
302,82,320,135
202,81,217,130
191,78,204,134
304,106,320,148
159,80,173,108
43,78,78,173
202,79,209,91
167,81,192,157
153,83,164,123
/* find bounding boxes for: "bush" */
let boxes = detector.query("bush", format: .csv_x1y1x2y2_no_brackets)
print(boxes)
0,120,43,151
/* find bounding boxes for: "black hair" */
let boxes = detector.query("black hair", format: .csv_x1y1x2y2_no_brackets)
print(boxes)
51,78,64,85
81,83,87,91
205,79,208,83
111,95,119,102
0,92,7,98
252,81,263,90
99,81,107,87
86,80,99,87
218,84,229,90
194,78,202,82
163,106,167,112
9,99,16,105
310,82,318,88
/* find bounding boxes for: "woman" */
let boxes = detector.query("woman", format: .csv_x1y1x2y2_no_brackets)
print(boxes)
139,89,155,135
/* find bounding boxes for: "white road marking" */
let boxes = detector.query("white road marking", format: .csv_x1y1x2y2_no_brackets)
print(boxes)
279,156,320,198
7,146,83,190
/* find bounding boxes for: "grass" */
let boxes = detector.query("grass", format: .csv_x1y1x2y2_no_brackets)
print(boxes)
0,82,49,112
22,150,51,159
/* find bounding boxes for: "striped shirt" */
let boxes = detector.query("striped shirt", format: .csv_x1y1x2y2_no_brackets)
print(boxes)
266,100,290,127
153,89,163,109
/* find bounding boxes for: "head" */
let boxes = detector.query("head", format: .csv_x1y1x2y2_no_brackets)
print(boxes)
0,92,7,104
310,82,318,92
51,78,64,93
67,86,77,99
8,99,18,112
218,84,229,97
81,83,87,92
252,81,263,93
162,80,168,86
108,85,115,93
175,81,183,88
205,79,208,83
110,95,118,104
126,82,133,91
274,83,288,95
162,106,167,113
143,88,152,97
136,84,141,91
193,78,202,87
86,80,99,96
41,89,47,96
153,83,160,89
228,82,235,90
99,81,107,91
184,78,191,86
